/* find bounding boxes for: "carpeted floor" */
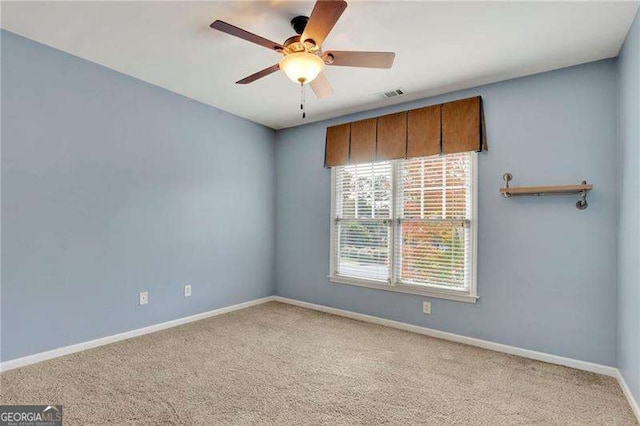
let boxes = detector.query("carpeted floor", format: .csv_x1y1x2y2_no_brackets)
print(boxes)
1,301,636,425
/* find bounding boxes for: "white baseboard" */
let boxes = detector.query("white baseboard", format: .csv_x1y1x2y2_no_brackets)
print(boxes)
273,296,617,376
0,296,275,373
616,369,640,421
273,296,640,422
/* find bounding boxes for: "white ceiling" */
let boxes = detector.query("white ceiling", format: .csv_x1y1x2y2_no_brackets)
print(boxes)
2,1,638,129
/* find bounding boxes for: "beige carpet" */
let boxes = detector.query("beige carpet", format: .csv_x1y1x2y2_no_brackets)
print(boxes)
1,301,636,425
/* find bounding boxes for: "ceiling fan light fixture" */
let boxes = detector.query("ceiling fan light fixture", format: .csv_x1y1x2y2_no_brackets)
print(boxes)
279,52,324,84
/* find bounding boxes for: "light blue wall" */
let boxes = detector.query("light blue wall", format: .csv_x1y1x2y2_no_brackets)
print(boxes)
617,10,640,404
1,30,276,362
1,24,632,373
275,60,619,366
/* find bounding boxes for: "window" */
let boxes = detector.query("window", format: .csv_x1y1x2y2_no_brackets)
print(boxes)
330,152,477,303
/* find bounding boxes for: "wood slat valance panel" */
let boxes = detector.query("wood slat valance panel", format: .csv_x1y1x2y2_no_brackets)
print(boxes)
324,123,350,167
376,112,407,161
325,96,486,167
407,105,441,158
442,96,486,154
350,118,377,164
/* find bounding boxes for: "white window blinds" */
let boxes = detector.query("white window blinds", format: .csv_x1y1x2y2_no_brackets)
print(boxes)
331,152,476,300
394,153,472,289
334,162,392,282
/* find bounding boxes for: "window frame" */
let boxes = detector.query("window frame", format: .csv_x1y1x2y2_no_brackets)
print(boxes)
328,152,478,304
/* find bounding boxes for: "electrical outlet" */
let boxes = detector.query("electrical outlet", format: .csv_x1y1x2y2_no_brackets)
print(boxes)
139,291,148,305
423,301,431,315
184,284,191,297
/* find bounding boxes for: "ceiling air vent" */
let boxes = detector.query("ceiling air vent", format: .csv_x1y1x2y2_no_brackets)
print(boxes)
381,89,404,99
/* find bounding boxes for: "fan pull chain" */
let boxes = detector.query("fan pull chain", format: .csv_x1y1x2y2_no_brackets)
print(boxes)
300,82,306,119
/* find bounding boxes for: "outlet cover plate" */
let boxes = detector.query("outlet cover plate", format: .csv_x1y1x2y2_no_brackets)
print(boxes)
423,301,431,314
184,285,192,297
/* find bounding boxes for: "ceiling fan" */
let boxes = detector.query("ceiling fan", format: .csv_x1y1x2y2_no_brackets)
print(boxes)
210,0,395,103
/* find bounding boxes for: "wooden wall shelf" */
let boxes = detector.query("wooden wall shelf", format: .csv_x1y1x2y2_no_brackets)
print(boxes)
500,173,593,209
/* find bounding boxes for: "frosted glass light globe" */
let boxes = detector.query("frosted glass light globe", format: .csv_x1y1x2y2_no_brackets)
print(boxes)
279,52,324,84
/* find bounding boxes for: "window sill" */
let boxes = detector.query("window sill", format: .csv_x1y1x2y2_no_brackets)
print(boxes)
328,275,479,304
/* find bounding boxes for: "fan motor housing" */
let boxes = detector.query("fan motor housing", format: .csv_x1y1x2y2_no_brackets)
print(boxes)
283,35,321,55
284,35,302,49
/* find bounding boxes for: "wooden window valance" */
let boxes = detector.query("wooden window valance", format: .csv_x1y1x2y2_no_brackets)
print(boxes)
324,96,487,167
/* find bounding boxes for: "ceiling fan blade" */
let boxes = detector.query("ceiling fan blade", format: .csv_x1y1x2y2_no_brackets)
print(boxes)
236,64,280,85
301,0,347,47
325,51,395,68
310,72,333,98
210,20,284,52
